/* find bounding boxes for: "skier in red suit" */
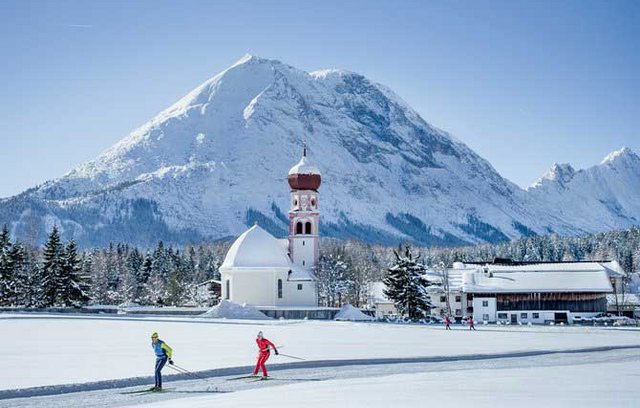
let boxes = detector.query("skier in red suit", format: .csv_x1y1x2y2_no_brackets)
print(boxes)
468,316,476,331
253,331,279,378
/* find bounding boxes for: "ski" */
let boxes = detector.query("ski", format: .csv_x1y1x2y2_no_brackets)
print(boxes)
121,387,174,395
227,375,260,381
250,376,272,382
250,376,324,382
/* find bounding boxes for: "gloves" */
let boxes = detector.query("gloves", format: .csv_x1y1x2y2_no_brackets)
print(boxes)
169,359,174,365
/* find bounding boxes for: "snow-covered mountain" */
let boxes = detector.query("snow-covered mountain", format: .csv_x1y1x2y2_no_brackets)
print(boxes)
527,147,640,232
0,55,638,247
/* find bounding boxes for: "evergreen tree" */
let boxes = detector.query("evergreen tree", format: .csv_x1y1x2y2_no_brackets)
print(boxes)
42,226,64,306
139,254,154,304
125,248,145,303
6,242,27,306
0,224,13,305
30,262,48,308
165,250,188,306
60,240,90,307
0,224,10,251
383,245,433,320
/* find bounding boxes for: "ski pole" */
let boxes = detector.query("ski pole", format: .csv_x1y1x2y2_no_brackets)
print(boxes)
168,363,209,382
276,353,306,361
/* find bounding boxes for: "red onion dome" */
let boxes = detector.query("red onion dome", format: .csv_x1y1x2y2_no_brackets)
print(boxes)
288,150,321,191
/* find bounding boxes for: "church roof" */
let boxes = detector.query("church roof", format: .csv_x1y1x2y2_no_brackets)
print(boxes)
287,267,316,281
288,155,320,176
221,225,292,269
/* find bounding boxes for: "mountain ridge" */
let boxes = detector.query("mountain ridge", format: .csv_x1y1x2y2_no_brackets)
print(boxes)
1,55,639,248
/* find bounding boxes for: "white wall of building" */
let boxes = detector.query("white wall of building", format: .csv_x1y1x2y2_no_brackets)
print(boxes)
289,236,317,269
472,297,497,323
428,292,468,319
374,302,397,318
220,268,317,307
284,280,317,307
221,268,279,306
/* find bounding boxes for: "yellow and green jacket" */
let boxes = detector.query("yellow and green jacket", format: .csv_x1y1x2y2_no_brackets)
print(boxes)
152,340,173,359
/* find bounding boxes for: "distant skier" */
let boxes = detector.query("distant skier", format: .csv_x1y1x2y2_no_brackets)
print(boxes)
151,332,173,391
253,331,279,378
468,316,476,331
444,316,452,330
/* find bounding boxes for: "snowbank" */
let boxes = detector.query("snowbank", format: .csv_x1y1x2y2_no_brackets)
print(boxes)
334,304,375,321
200,300,271,320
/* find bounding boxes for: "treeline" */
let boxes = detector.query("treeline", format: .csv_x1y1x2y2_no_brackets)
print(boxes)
0,225,228,308
422,226,640,275
0,223,638,308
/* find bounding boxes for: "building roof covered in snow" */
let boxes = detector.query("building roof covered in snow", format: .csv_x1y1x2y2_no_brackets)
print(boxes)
288,154,321,176
288,152,321,191
454,260,625,277
462,270,613,294
287,267,316,281
221,224,316,281
221,224,292,269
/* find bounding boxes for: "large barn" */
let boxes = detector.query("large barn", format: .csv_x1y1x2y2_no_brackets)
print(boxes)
427,259,623,324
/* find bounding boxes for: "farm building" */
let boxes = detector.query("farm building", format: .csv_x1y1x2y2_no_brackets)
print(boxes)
427,259,624,324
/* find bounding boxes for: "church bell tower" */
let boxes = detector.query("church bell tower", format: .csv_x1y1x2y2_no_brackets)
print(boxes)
287,146,321,270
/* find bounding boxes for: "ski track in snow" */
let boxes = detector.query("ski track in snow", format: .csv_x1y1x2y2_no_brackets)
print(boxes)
1,346,639,407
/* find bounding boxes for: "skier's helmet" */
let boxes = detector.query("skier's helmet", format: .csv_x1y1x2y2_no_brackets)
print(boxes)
257,331,263,338
151,332,159,339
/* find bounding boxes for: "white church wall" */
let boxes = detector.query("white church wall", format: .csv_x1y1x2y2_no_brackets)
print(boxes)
290,236,317,269
220,269,278,306
285,280,318,307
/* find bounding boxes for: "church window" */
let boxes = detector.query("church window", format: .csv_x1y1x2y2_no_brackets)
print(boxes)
277,279,283,299
225,280,230,300
302,260,305,266
297,284,303,290
296,222,303,234
311,198,316,207
305,222,312,234
302,240,305,246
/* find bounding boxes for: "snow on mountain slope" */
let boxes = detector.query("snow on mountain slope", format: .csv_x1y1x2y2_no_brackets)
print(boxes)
528,147,640,232
0,56,638,247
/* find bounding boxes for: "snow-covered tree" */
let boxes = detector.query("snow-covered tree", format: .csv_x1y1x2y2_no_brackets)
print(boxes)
316,242,353,307
0,224,14,306
384,245,433,320
60,240,90,307
42,226,64,306
5,242,29,306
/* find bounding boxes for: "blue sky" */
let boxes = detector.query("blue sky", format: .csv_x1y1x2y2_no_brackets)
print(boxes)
0,0,638,197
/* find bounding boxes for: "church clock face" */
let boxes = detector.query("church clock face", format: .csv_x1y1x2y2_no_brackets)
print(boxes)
300,195,308,209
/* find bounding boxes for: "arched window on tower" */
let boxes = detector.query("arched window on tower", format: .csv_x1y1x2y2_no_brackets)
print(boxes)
305,222,312,234
296,222,303,234
311,198,316,208
225,280,230,300
277,279,283,299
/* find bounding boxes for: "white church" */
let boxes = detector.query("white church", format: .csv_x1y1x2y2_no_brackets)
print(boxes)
219,147,321,307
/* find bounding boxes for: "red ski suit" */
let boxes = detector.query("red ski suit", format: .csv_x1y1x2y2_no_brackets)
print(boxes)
253,338,277,376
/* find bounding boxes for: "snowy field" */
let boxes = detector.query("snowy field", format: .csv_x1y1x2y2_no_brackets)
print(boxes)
2,313,639,407
132,359,640,408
